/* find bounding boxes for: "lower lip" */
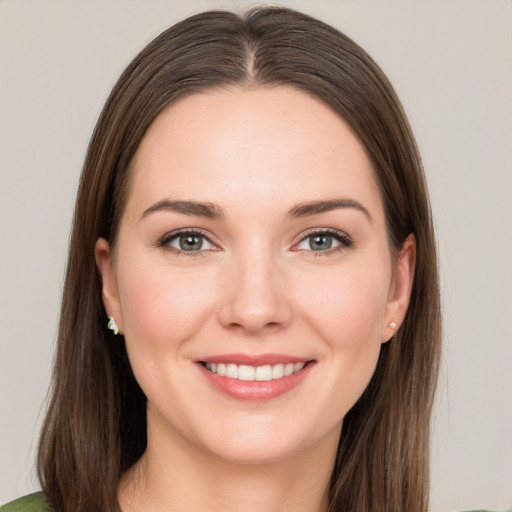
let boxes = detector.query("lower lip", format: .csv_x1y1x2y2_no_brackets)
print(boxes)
197,362,315,401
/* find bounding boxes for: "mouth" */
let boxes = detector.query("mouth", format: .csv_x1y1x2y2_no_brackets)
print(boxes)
201,361,307,381
196,356,315,401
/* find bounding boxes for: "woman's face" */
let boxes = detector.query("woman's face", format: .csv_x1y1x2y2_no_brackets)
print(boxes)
96,87,414,464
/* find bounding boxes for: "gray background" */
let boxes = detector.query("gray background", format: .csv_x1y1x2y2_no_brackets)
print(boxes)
1,1,511,510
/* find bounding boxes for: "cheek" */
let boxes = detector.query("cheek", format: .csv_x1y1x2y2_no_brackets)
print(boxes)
116,258,222,420
296,259,390,395
117,257,217,355
301,262,390,342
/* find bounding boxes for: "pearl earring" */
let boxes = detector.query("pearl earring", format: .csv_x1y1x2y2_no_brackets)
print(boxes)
389,321,397,330
107,316,119,335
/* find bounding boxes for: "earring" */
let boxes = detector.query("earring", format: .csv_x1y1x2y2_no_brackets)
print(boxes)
389,321,397,330
107,316,119,335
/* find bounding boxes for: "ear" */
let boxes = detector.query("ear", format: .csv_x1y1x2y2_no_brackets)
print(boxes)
95,238,124,334
381,233,416,343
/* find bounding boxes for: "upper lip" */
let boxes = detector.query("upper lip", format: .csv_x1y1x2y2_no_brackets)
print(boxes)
196,353,313,366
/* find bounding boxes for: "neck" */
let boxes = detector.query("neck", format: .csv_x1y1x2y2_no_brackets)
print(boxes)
118,412,339,512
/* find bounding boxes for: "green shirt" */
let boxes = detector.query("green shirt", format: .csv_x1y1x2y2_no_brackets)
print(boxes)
0,494,50,512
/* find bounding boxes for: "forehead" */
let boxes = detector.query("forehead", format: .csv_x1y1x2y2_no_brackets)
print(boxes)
126,86,383,220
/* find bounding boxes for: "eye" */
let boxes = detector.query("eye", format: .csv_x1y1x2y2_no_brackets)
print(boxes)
160,230,216,253
296,230,352,252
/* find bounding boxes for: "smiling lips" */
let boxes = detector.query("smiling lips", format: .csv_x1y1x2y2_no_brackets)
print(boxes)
198,356,314,400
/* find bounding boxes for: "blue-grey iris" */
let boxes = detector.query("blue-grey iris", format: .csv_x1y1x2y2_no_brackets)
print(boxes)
310,234,333,251
180,235,203,251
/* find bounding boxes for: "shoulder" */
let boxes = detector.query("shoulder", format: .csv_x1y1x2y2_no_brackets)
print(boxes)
0,493,51,512
461,510,512,512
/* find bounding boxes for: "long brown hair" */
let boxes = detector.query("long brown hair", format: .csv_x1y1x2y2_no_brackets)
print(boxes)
37,7,441,512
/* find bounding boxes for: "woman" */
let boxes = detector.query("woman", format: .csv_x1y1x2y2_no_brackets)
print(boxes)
2,6,490,512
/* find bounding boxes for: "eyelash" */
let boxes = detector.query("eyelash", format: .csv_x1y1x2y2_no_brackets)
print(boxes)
157,228,353,257
158,228,218,257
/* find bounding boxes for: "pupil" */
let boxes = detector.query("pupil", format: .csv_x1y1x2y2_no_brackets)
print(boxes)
310,235,332,251
180,235,202,251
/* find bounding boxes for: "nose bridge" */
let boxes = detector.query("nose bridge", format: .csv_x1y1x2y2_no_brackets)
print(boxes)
218,240,292,334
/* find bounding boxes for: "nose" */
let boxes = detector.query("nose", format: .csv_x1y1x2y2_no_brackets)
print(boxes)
217,249,293,335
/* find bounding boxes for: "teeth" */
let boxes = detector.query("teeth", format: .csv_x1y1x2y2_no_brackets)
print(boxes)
272,364,284,379
226,363,238,379
204,361,306,381
238,365,255,381
284,363,294,376
255,365,272,381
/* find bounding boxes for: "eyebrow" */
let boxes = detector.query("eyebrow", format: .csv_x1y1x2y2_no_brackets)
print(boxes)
140,199,225,220
286,198,372,222
140,197,371,222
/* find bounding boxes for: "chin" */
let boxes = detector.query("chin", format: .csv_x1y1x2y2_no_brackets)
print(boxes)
192,413,339,466
206,436,306,466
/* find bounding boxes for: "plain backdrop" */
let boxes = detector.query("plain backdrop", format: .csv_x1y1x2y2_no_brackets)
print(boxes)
0,1,511,510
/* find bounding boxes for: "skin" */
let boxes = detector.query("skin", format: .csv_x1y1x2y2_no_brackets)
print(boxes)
95,86,415,512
